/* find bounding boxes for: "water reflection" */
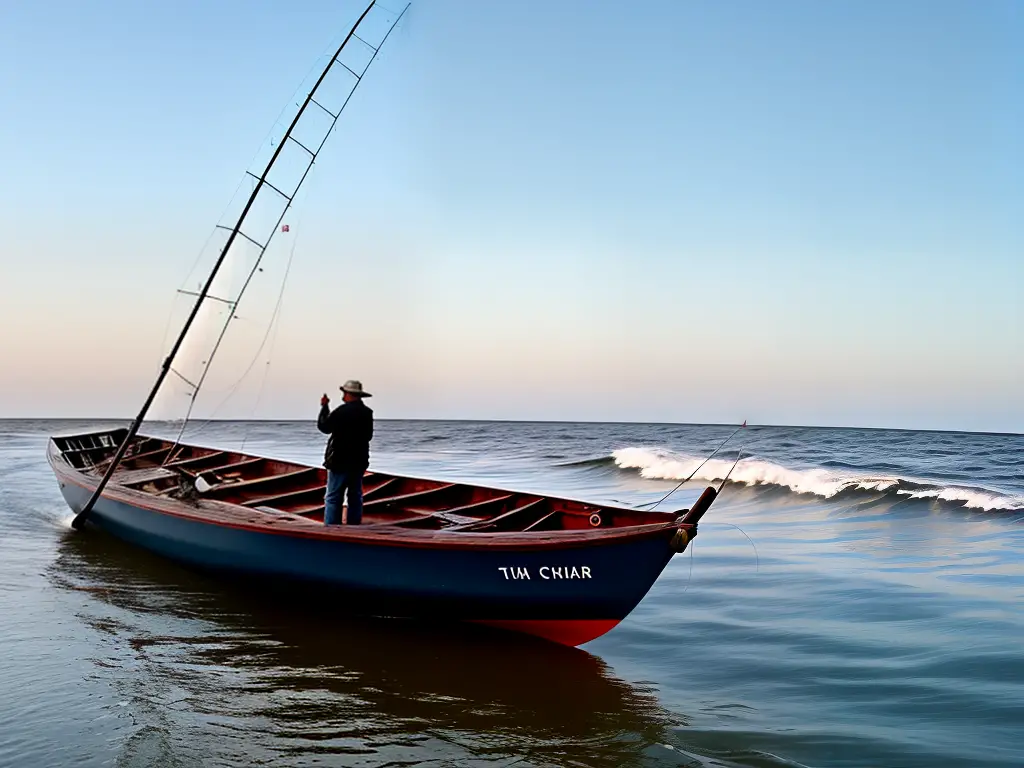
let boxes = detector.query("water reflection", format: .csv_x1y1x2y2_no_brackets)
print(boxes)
49,533,698,768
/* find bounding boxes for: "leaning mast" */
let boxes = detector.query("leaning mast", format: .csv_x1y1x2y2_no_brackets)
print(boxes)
72,1,409,529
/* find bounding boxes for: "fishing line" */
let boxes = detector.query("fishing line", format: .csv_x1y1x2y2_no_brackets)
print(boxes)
144,28,349,432
239,179,317,451
703,450,761,572
679,539,695,595
717,450,744,493
167,6,407,448
706,521,760,573
178,241,298,443
175,178,311,448
638,421,747,511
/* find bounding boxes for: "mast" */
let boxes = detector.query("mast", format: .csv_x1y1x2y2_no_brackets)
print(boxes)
72,0,409,530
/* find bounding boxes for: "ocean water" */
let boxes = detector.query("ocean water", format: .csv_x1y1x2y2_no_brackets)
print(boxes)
1,418,1021,768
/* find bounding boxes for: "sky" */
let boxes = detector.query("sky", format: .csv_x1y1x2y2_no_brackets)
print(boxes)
0,0,1021,431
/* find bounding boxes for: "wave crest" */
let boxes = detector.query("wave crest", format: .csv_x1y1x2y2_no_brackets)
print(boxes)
610,447,1023,512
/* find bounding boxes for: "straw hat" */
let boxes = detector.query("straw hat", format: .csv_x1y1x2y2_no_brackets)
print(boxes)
340,379,372,397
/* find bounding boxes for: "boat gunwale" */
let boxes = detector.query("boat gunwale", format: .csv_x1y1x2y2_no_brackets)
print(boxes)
49,429,684,517
48,438,692,552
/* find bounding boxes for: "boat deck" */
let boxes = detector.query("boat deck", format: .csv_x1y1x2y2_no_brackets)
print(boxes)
52,429,680,534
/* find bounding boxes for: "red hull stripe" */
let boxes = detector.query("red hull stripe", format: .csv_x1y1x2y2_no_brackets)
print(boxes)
471,619,621,646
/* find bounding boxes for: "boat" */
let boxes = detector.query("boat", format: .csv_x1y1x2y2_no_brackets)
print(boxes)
47,1,724,647
49,427,716,646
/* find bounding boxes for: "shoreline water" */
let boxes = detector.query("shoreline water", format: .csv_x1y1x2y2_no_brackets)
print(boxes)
1,418,1021,767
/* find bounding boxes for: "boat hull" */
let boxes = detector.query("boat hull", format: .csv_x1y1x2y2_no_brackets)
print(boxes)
53,466,680,646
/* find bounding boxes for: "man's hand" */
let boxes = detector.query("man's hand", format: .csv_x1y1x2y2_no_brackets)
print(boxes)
320,393,330,407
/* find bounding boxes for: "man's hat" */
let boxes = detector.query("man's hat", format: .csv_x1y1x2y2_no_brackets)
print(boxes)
340,379,372,397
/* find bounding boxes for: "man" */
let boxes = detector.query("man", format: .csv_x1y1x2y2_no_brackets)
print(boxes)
317,379,374,525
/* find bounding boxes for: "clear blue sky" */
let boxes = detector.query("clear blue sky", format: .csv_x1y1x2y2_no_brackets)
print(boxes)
1,0,1021,431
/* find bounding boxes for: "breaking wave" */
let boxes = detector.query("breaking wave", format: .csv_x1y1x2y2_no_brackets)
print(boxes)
608,447,1024,513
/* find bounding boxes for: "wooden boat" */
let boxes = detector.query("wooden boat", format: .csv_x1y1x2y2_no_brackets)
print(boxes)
47,1,725,646
49,427,716,646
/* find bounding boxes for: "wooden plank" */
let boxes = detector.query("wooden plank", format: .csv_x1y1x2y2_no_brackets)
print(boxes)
362,477,398,500
523,510,560,531
287,503,326,516
165,451,230,468
446,498,546,532
400,494,514,522
92,438,162,466
203,467,318,495
250,506,318,522
363,484,457,508
115,467,180,487
205,457,265,474
385,510,483,528
240,484,326,508
121,446,173,465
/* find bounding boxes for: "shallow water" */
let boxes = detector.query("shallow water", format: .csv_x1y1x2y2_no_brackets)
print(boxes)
1,419,1021,767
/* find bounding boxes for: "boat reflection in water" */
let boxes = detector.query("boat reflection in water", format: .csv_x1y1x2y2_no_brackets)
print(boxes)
49,532,703,768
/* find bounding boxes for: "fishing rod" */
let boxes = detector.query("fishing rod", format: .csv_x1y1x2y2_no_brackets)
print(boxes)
641,420,747,511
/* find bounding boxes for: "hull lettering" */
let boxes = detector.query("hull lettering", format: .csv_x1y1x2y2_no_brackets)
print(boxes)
510,566,594,580
498,566,531,580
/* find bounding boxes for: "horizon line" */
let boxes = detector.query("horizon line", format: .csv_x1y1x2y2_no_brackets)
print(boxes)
3,415,1021,439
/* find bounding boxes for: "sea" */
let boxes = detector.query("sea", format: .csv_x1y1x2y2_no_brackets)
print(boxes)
1,418,1021,768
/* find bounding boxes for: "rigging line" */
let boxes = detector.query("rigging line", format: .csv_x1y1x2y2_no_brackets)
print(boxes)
153,218,238,380
240,218,303,452
171,180,296,443
314,2,408,158
147,86,313,425
185,181,310,446
149,35,342,430
352,33,378,51
165,31,336,312
180,273,290,443
240,170,318,451
174,185,246,298
170,3,410,443
171,114,321,445
717,450,745,493
169,192,294,446
638,421,747,511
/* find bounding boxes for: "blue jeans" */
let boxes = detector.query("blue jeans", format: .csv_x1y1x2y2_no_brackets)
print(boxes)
324,469,363,525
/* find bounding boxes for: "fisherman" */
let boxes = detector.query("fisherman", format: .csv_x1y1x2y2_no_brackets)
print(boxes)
317,380,374,525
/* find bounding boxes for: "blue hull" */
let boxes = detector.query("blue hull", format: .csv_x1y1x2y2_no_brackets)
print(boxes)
50,441,692,645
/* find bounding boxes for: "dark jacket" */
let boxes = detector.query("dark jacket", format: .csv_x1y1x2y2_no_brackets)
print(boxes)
317,399,373,471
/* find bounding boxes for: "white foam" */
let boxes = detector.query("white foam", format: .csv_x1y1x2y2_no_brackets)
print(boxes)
894,486,1024,512
610,446,1024,512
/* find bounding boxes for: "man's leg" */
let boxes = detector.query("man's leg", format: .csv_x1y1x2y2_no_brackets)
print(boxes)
345,470,363,525
324,470,345,525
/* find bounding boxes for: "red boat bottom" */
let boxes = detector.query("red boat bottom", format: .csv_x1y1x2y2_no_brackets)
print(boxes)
471,619,621,646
